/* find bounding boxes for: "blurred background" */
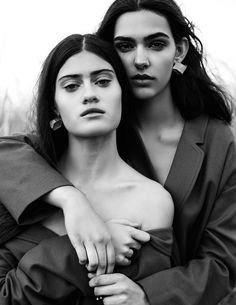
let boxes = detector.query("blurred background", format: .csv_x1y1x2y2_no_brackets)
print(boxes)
0,0,235,135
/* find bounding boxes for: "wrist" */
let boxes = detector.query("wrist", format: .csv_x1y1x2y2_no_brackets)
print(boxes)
44,186,89,210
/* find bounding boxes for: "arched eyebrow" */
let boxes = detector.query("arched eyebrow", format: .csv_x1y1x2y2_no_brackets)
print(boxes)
58,69,115,82
90,69,115,77
144,32,170,41
114,32,170,43
114,36,134,43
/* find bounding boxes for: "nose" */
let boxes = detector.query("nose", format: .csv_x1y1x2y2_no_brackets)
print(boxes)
134,46,149,70
83,84,99,104
83,96,99,104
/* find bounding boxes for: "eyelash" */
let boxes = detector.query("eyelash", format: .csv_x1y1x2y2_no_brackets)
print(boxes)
115,40,167,53
64,83,80,92
148,40,167,50
95,79,112,87
63,79,112,92
115,42,134,53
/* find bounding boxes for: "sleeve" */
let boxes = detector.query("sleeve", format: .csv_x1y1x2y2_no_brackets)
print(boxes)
0,134,71,224
0,235,91,305
137,142,236,305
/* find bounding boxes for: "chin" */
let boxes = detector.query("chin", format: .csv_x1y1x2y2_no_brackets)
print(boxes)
74,127,113,138
133,88,158,100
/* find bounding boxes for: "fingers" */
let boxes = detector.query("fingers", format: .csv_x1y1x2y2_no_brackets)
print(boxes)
125,248,134,258
85,241,115,275
129,240,141,250
95,243,107,276
90,273,123,287
95,240,115,275
101,295,125,305
74,241,88,265
116,254,131,266
85,242,98,272
130,227,150,243
88,272,96,279
105,242,115,274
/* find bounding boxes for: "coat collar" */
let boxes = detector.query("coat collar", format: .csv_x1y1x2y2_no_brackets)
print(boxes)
164,115,208,213
126,115,208,214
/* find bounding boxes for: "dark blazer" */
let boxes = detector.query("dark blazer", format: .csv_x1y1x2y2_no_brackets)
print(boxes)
0,224,172,305
0,115,236,305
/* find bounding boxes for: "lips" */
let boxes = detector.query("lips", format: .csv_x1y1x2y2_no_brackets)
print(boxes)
80,108,105,117
131,74,155,81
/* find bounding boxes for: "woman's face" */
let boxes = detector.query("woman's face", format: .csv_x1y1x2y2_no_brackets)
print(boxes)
55,50,122,138
114,10,178,101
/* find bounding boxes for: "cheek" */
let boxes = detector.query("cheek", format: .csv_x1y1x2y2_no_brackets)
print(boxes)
163,49,176,67
154,53,175,76
55,98,77,128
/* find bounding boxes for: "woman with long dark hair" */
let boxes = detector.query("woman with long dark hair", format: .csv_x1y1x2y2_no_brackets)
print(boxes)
0,1,235,304
0,33,174,304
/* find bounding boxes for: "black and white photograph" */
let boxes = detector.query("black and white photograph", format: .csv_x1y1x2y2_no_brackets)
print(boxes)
0,0,236,304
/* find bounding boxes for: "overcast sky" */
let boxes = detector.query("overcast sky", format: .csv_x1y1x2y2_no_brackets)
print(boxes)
0,0,235,105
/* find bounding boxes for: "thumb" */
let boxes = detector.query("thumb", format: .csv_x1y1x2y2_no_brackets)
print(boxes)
131,227,150,243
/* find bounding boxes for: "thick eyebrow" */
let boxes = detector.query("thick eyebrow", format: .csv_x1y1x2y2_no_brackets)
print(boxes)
144,32,170,41
58,69,115,82
90,69,115,77
114,32,170,43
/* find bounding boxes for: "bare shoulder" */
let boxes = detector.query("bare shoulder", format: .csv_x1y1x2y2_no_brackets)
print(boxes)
140,179,174,229
124,166,174,230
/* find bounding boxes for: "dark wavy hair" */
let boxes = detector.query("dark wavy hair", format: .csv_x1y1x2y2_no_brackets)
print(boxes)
97,0,233,123
34,34,134,166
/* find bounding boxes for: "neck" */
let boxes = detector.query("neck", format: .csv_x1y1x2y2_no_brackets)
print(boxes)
136,86,182,131
58,131,121,189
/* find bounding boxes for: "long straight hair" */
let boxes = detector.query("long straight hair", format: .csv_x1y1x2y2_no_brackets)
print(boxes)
97,0,233,123
34,34,134,166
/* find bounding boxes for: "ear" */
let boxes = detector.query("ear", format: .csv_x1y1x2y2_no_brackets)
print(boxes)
175,37,189,63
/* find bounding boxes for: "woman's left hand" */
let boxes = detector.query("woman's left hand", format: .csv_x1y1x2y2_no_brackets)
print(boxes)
89,273,150,305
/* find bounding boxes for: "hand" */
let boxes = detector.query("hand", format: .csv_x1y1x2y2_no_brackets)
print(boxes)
89,273,150,305
88,219,150,279
106,219,150,265
59,188,115,275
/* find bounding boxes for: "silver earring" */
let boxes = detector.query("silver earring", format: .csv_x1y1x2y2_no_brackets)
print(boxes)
173,61,187,75
49,117,62,131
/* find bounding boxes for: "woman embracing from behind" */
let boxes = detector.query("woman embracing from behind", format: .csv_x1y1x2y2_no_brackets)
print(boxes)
95,1,236,304
0,1,235,304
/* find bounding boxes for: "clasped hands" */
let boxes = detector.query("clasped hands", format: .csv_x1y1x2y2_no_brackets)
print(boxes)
63,203,150,305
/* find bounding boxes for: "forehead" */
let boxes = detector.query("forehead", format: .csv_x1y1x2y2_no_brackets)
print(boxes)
57,50,114,78
114,10,172,40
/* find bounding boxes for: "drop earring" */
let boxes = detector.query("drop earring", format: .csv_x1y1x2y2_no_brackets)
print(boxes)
173,61,187,75
49,117,62,131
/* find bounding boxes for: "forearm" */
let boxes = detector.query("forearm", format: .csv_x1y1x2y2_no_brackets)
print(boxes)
44,185,89,210
0,135,71,224
0,135,115,274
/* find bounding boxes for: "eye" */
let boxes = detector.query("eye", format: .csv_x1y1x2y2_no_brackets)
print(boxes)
64,83,80,92
114,42,134,53
95,79,112,87
148,40,167,51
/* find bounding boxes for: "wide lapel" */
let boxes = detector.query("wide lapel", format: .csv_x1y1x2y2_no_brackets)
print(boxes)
164,116,208,214
124,125,158,181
